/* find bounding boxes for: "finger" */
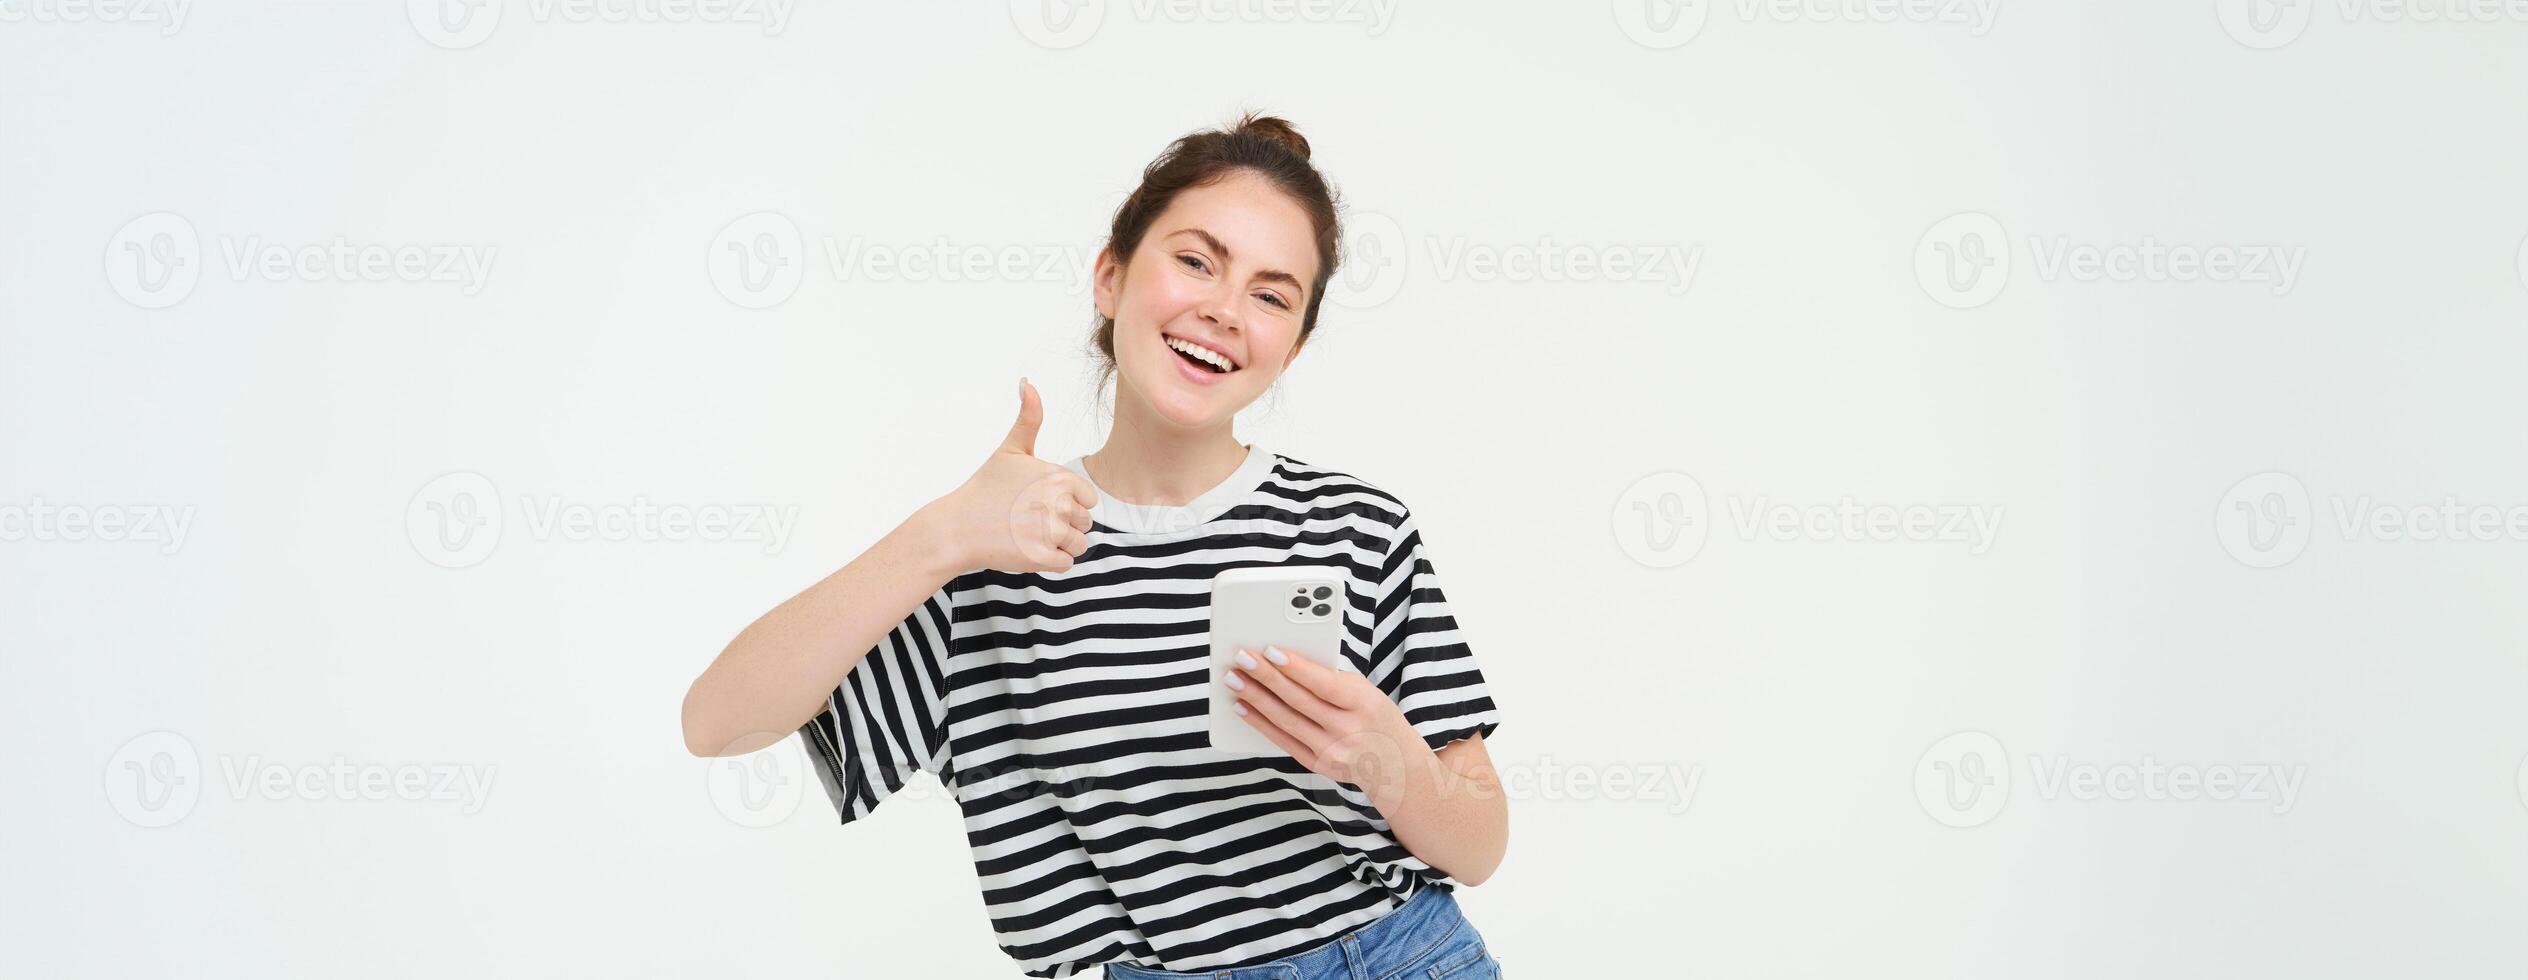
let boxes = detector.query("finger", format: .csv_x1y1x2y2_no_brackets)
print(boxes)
1000,378,1043,455
1063,473,1098,511
1017,534,1061,569
1235,648,1343,723
1230,670,1330,751
1058,529,1088,558
1016,499,1061,551
1235,700,1320,769
1065,502,1094,533
1264,646,1364,710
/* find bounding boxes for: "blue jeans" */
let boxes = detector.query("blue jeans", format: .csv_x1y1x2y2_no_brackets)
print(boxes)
1102,884,1503,980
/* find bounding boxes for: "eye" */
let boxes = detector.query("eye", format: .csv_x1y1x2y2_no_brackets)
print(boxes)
1255,291,1291,310
1176,253,1209,273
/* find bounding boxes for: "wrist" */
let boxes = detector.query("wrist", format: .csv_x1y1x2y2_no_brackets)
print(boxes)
893,500,970,583
1365,733,1443,816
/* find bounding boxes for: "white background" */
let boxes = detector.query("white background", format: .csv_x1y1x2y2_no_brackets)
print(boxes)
6,1,2528,976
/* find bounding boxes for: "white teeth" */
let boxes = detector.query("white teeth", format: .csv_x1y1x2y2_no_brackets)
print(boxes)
1165,336,1233,372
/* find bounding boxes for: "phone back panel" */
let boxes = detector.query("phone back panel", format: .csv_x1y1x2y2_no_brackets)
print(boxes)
1206,565,1351,756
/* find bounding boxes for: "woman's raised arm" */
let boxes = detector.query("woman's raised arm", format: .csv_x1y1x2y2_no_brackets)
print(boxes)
679,380,1099,756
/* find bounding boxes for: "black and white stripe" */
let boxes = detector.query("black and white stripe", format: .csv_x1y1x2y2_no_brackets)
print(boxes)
799,450,1502,978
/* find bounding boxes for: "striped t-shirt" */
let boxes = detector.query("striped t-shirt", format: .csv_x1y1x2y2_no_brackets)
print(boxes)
797,444,1504,978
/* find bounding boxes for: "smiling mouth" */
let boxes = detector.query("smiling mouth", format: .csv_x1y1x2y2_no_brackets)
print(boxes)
1164,334,1237,374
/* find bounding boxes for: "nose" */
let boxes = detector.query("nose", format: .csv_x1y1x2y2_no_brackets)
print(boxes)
1196,282,1243,334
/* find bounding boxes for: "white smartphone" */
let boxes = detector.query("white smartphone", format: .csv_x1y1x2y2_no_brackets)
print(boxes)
1206,565,1353,756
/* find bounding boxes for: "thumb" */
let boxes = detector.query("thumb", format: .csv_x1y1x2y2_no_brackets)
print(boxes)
1000,377,1043,455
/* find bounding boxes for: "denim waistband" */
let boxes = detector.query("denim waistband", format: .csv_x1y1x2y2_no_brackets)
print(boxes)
1103,884,1463,980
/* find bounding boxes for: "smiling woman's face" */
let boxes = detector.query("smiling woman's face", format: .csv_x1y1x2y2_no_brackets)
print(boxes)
1094,168,1321,431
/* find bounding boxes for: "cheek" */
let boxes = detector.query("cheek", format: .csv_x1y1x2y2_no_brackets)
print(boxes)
1130,268,1204,321
1255,322,1303,370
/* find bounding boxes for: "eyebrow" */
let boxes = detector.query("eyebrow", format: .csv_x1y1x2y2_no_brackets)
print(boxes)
1166,228,1308,303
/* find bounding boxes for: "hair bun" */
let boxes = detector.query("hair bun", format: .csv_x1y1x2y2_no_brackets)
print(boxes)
1233,112,1312,162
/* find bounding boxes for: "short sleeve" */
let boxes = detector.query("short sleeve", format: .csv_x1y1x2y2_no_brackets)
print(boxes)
1366,508,1502,751
798,586,957,825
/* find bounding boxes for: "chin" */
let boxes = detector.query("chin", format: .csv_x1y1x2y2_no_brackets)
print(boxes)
1125,366,1236,429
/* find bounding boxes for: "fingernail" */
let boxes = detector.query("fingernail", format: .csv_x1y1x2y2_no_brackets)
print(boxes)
1234,702,1250,716
1236,651,1258,670
1224,671,1246,691
1264,646,1289,665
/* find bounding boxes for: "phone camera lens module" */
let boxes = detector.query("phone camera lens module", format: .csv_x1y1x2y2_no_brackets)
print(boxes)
1290,596,1308,609
1311,586,1331,600
1311,603,1330,616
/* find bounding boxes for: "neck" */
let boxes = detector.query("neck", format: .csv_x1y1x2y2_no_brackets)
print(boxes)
1087,388,1250,507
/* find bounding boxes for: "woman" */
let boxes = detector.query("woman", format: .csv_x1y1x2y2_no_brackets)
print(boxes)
681,113,1509,979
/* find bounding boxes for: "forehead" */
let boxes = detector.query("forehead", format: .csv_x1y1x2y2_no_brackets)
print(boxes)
1145,169,1321,284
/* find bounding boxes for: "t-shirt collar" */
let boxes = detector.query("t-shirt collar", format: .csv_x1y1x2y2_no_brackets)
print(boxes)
1062,442,1274,536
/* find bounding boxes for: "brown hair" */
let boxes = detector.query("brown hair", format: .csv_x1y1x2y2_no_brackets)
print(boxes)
1089,111,1343,398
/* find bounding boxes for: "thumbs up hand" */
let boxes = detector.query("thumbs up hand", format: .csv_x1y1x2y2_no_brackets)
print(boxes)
922,379,1100,575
